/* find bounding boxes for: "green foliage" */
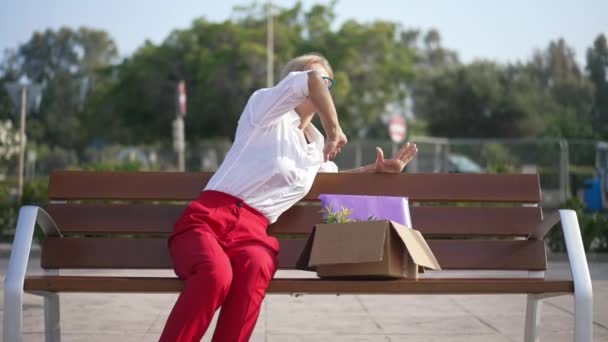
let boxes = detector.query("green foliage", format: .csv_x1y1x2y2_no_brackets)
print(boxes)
531,39,595,139
0,178,48,240
414,61,548,138
0,82,13,121
15,27,117,83
319,203,377,224
320,204,353,223
22,178,49,206
80,160,142,172
480,143,519,173
0,182,17,238
0,27,118,151
33,145,80,175
414,38,596,139
79,2,418,143
587,34,608,139
547,197,608,252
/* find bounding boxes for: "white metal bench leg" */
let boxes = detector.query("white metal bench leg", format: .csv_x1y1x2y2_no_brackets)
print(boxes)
3,281,24,342
560,210,593,342
524,294,543,342
574,289,593,342
44,293,61,342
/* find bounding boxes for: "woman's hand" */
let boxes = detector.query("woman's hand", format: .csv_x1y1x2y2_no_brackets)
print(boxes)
374,143,418,173
323,129,348,161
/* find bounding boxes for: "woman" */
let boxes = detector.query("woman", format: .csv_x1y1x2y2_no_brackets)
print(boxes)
159,53,418,342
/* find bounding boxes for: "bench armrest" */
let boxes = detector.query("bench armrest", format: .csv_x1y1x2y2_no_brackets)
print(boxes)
528,211,561,240
3,206,61,340
32,206,61,237
528,209,592,301
4,206,61,294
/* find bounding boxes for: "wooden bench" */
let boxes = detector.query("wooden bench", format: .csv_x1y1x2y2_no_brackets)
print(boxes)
3,171,593,341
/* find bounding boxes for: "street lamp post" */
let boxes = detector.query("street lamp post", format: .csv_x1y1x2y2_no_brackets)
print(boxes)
17,87,26,199
4,79,42,200
173,80,187,172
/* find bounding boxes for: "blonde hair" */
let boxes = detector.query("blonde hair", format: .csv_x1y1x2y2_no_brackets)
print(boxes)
279,53,334,80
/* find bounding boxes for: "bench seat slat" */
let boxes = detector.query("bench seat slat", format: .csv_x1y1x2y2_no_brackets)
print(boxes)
23,276,573,294
41,238,547,270
46,204,542,237
49,171,541,203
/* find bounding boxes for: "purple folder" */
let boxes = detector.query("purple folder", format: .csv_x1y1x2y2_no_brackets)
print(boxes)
318,194,412,228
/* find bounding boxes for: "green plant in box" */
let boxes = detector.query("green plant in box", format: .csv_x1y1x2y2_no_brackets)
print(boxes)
320,204,377,224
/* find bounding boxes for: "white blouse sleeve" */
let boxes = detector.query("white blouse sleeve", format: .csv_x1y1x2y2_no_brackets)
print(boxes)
318,161,339,173
248,71,311,127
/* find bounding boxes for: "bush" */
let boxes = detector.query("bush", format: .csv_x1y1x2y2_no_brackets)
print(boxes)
546,197,608,252
22,177,49,206
34,145,79,175
0,182,18,239
0,178,48,241
80,160,142,171
480,143,519,173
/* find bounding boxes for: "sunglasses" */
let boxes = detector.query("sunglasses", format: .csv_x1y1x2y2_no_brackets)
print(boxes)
322,76,335,91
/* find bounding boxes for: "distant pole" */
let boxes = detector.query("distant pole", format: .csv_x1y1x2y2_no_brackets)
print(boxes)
17,86,26,200
5,79,41,199
173,81,187,172
175,116,185,172
266,1,274,87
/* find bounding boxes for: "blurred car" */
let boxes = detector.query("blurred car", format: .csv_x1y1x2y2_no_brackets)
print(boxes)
447,153,483,173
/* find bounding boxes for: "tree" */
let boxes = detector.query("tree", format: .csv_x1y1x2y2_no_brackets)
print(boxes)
15,27,117,83
529,39,594,138
0,27,118,149
86,2,417,142
413,38,594,139
0,50,23,120
86,18,275,143
414,61,546,138
319,20,414,136
421,29,459,69
587,34,608,139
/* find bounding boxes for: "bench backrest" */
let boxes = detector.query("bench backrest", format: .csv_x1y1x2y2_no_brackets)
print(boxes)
41,171,545,274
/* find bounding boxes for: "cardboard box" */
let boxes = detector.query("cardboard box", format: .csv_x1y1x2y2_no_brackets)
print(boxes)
296,220,441,279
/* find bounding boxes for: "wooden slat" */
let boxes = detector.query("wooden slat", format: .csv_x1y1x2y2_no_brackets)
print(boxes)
47,204,542,236
427,240,546,270
41,238,547,270
24,276,573,294
269,278,572,294
45,203,322,235
49,171,207,201
409,206,542,236
308,173,541,202
49,171,541,203
46,204,183,233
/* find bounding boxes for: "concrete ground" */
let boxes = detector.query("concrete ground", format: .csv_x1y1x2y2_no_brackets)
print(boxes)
0,253,607,342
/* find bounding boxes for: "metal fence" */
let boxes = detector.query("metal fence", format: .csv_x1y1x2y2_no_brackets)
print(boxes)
407,137,603,208
2,137,606,208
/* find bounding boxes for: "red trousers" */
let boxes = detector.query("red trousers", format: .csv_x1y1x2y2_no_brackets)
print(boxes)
160,190,280,342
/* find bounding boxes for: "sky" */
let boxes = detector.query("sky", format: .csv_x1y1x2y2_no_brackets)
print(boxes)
1,0,607,67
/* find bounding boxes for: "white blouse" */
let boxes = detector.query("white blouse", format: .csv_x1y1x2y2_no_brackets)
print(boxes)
204,71,338,223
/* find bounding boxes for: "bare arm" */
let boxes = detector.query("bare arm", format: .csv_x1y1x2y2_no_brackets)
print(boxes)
307,70,340,139
307,70,347,161
340,143,419,174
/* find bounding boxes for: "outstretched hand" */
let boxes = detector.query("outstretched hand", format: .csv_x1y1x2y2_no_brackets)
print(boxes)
374,143,418,173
